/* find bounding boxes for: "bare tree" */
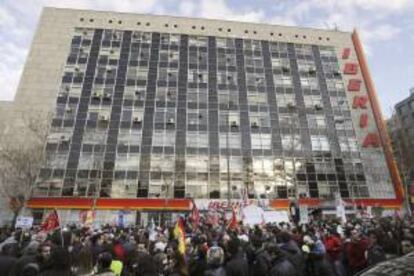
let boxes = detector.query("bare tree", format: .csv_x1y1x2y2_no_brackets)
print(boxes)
0,110,50,225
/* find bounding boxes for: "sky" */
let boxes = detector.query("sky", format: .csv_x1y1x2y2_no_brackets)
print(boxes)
0,0,413,118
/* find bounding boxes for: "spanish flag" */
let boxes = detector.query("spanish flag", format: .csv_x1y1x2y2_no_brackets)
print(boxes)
173,216,186,255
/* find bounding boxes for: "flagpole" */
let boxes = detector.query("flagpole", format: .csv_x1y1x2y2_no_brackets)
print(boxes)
55,209,64,247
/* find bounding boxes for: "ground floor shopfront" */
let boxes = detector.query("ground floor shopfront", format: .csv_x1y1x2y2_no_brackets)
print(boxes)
26,196,403,226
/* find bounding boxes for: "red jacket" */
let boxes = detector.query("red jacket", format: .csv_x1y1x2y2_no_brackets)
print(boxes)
345,238,369,272
324,235,342,261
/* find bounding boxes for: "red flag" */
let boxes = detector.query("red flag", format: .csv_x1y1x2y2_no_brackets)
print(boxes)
227,207,238,230
190,201,200,230
41,209,60,232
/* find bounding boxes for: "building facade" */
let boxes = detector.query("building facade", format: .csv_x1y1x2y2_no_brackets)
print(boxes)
388,88,414,211
5,8,403,223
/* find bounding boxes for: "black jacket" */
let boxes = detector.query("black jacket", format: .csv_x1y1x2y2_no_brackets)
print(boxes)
269,256,298,276
0,255,17,276
225,251,248,276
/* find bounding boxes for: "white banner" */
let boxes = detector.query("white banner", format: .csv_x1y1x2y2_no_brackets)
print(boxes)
263,211,290,224
194,199,270,211
299,205,309,224
15,216,33,229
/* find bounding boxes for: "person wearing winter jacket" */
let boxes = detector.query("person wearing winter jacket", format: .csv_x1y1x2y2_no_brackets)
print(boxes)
204,246,226,276
366,231,386,267
266,243,297,276
344,229,369,275
324,228,345,276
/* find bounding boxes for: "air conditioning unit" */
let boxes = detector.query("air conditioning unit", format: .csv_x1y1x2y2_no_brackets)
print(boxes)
65,107,73,113
133,117,142,123
251,122,259,128
99,114,109,121
92,92,102,99
231,121,238,127
308,67,316,74
282,66,290,73
167,118,175,124
287,102,295,109
333,70,341,76
314,104,323,110
103,93,111,100
60,135,70,142
335,117,344,123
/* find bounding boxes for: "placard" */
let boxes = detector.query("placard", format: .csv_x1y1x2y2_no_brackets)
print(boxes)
299,205,309,224
15,216,33,229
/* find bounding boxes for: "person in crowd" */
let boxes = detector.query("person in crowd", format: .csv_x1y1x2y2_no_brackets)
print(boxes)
323,227,345,276
71,246,94,276
0,243,17,275
39,247,73,276
95,252,115,276
345,229,369,275
224,238,248,276
366,231,386,267
204,245,226,276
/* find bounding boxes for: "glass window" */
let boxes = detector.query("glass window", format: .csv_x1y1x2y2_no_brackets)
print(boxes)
276,94,296,108
217,71,237,85
150,154,175,171
311,135,330,151
219,111,240,127
186,155,209,172
247,91,267,105
339,137,358,152
300,77,319,89
281,134,302,151
304,95,323,108
187,131,209,148
152,130,176,147
118,129,141,145
279,114,300,128
188,70,208,83
220,156,243,173
187,109,208,126
307,114,326,129
334,117,353,130
219,133,241,148
115,153,140,170
189,36,208,47
274,75,292,87
249,111,271,128
251,133,271,150
218,89,239,105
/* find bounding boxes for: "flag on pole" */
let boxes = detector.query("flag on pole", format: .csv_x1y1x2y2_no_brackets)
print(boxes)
41,209,60,232
79,210,95,227
190,200,200,230
173,217,186,255
148,218,157,241
227,207,238,230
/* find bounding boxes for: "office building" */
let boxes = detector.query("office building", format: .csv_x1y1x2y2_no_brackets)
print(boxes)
3,8,403,223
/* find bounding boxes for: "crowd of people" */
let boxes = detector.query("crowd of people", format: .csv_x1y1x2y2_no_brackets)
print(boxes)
0,211,413,276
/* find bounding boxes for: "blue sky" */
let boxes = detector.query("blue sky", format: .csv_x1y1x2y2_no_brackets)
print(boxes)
0,0,413,117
